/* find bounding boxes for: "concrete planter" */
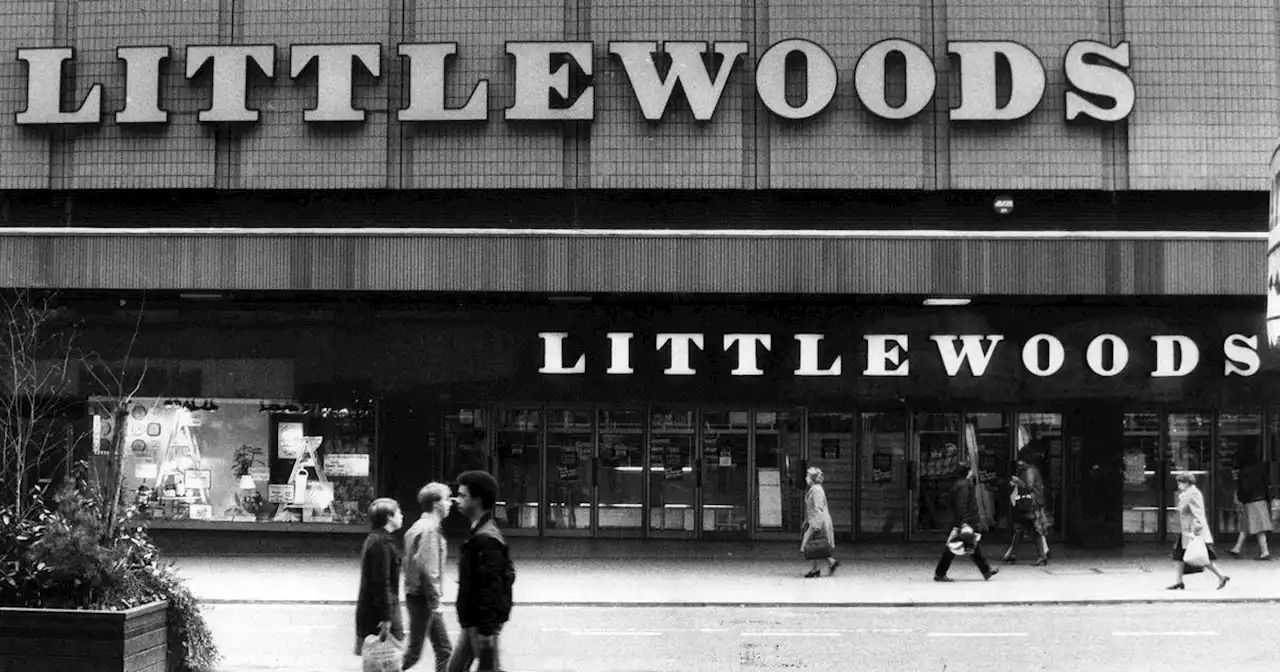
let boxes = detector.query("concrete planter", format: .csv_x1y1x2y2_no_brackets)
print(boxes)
0,600,167,672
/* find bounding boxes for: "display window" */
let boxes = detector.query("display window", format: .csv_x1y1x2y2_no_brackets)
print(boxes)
91,397,376,527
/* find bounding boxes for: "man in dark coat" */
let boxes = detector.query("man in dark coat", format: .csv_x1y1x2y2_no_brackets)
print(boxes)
934,463,999,582
447,470,515,672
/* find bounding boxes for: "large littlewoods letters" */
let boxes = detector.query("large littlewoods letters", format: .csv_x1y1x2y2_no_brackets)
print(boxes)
12,38,1134,126
538,331,1262,378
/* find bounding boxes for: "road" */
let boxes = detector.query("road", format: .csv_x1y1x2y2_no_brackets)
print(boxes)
205,603,1274,672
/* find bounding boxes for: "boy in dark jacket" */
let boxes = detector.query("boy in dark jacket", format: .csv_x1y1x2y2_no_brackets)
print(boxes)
447,470,515,672
934,464,998,582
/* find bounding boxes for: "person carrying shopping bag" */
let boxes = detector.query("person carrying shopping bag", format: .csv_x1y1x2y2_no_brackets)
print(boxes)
799,467,840,578
935,461,998,582
356,498,406,669
1168,472,1230,590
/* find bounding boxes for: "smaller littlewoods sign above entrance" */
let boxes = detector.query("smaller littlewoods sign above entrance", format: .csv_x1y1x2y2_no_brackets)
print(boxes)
13,39,1133,126
537,332,1260,378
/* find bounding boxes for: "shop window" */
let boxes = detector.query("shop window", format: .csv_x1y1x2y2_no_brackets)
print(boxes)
1165,413,1212,534
494,409,540,531
93,397,375,527
597,409,643,530
1215,412,1262,535
545,408,592,531
1121,412,1161,534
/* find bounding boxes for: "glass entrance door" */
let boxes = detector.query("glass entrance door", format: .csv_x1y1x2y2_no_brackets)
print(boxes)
752,410,804,536
911,412,964,539
859,411,907,540
700,410,750,536
597,408,644,534
544,407,593,535
493,408,540,534
648,409,696,537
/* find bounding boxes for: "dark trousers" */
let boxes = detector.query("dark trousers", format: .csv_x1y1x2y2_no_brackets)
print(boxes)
446,626,501,672
935,544,992,577
404,593,452,672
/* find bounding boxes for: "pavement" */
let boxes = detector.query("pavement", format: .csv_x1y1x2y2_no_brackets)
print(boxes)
170,539,1280,608
204,602,1280,672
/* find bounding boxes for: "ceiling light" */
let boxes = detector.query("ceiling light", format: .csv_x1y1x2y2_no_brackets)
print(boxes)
923,298,971,306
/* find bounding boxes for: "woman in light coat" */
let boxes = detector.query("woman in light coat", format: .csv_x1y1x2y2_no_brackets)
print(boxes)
800,467,840,578
1168,472,1230,590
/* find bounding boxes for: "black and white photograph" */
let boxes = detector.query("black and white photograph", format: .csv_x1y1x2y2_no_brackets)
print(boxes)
0,1,1278,670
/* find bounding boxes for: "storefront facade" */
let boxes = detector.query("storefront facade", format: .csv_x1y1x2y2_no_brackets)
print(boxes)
1,0,1278,548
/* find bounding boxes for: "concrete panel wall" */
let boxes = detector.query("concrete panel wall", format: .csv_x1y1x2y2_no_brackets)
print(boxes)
0,0,1273,191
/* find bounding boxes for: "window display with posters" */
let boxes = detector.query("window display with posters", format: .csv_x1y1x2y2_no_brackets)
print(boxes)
91,398,377,528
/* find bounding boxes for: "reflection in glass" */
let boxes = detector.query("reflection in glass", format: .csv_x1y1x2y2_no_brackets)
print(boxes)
808,412,854,534
598,409,644,529
1121,412,1161,533
754,411,803,532
1166,413,1212,533
494,409,540,530
649,409,695,532
701,411,750,532
444,407,488,483
545,408,593,531
964,413,1009,532
914,412,962,534
858,412,905,539
1216,412,1262,535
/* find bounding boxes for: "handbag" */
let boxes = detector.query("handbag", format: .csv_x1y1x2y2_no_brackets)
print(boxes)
361,622,404,672
1182,537,1211,568
803,531,832,559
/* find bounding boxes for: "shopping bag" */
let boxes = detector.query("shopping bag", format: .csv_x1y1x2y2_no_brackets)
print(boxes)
1182,537,1211,568
946,527,982,556
361,623,403,672
803,531,832,560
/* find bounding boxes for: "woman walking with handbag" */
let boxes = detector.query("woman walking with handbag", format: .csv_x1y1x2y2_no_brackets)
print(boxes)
800,467,840,578
1168,472,1230,591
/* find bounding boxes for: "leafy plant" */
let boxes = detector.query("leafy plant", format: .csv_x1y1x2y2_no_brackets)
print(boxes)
230,444,264,478
0,291,220,671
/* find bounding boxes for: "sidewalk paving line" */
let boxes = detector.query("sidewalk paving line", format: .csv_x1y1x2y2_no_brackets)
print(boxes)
193,596,1280,608
927,632,1028,637
1112,631,1219,637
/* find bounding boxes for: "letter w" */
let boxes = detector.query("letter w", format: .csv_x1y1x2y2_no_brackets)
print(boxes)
608,41,747,121
930,335,1005,376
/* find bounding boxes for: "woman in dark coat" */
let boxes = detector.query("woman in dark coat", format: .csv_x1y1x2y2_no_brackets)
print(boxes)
1229,447,1272,561
354,497,406,655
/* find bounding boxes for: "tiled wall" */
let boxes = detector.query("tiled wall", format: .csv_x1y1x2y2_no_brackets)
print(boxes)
0,0,1274,191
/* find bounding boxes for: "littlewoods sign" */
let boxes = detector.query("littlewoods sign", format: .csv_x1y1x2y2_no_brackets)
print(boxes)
537,332,1261,378
15,39,1134,125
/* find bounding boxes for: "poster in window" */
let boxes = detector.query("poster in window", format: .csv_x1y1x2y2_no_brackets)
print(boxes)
278,421,305,459
577,442,593,460
872,451,893,483
718,450,733,468
323,454,370,478
183,469,212,490
664,448,684,481
1123,450,1147,486
821,438,840,460
558,466,579,481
